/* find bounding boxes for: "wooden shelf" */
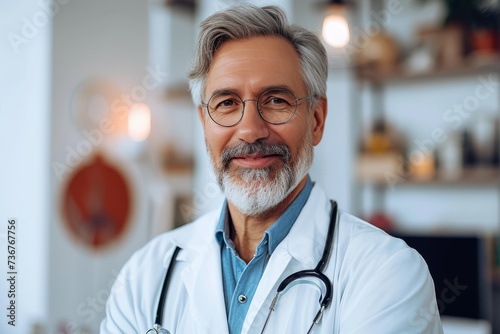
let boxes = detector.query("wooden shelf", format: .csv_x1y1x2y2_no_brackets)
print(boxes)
356,56,500,84
358,167,500,187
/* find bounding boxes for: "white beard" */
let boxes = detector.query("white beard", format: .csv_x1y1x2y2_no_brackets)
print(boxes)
208,131,314,216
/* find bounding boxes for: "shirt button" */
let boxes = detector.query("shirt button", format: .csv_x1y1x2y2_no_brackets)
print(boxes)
237,294,247,304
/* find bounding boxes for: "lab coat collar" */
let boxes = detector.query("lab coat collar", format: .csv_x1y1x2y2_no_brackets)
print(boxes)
180,234,229,333
165,184,332,334
164,207,222,266
242,184,333,333
167,183,330,267
284,184,332,268
168,204,229,333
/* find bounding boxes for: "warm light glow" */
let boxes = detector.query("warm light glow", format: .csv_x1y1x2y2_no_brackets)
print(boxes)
322,15,350,47
128,103,151,141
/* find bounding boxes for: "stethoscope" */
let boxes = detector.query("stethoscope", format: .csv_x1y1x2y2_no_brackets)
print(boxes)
146,200,338,334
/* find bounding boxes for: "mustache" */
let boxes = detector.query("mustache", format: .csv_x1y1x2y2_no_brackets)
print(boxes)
221,141,291,169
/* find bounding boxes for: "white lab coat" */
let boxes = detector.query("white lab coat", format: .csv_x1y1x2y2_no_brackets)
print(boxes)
101,185,443,334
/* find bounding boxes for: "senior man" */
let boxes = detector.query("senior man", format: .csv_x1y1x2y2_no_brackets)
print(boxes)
101,4,443,334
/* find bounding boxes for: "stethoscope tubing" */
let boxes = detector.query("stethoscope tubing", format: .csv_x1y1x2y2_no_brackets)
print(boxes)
148,200,338,334
153,246,181,331
276,200,337,309
260,200,337,334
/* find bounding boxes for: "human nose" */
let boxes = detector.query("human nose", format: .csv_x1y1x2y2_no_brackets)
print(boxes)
236,99,270,143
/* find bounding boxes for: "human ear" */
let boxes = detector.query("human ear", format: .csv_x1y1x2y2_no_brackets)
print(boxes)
197,105,205,124
311,98,327,146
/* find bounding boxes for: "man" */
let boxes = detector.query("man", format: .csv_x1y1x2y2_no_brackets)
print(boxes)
101,4,443,334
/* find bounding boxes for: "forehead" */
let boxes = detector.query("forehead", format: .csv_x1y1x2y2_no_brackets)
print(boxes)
205,36,305,96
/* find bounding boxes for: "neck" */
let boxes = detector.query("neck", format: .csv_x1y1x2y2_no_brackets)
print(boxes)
227,176,308,263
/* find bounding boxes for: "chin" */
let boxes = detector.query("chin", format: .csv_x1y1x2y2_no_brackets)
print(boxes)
221,165,296,216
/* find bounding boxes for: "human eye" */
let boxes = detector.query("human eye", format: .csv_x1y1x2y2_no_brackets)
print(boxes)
217,99,237,108
210,93,240,113
268,97,287,105
260,90,294,109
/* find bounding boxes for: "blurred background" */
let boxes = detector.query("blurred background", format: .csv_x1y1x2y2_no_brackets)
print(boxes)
1,0,499,333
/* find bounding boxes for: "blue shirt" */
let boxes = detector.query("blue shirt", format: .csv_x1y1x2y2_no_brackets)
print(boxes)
214,177,313,334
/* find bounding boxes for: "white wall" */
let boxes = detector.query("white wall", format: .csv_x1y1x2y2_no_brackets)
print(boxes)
0,1,52,333
291,0,358,211
311,69,357,212
48,0,151,332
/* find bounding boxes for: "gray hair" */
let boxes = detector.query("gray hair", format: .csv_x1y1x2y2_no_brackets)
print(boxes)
188,4,328,107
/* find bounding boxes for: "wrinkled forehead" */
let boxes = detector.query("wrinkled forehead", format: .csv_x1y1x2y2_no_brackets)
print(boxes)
205,36,305,97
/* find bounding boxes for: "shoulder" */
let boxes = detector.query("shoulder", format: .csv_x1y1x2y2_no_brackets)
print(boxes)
336,210,431,289
101,209,221,333
338,211,417,260
334,212,442,332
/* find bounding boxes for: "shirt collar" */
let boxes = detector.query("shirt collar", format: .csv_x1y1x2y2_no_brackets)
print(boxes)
214,176,313,255
215,200,234,249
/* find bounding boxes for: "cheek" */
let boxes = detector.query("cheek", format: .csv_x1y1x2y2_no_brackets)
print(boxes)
204,126,233,156
281,122,311,152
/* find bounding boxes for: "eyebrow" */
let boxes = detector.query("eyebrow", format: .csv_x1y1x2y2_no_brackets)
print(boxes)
207,84,298,99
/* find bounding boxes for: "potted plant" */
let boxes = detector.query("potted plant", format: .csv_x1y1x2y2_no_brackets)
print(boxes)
469,6,498,55
418,0,499,56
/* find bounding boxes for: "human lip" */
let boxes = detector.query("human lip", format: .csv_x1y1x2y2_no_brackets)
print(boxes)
231,153,281,168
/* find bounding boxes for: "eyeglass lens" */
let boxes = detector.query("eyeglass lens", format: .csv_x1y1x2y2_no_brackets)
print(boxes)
207,89,297,126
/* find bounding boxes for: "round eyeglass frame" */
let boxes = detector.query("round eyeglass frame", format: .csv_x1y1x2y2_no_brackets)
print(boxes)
201,88,312,127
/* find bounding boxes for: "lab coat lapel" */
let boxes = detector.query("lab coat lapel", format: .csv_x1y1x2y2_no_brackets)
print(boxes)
179,228,229,333
242,186,330,333
287,185,331,267
241,245,294,334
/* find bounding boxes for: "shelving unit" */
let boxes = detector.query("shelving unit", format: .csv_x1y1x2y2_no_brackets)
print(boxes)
356,56,500,84
352,58,500,217
357,65,500,195
358,166,500,187
349,3,500,329
351,15,500,333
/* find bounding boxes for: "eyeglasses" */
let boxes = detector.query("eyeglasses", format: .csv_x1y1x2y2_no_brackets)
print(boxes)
201,88,312,127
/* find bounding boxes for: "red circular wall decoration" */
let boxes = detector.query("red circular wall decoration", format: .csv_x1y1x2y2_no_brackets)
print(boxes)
61,154,131,249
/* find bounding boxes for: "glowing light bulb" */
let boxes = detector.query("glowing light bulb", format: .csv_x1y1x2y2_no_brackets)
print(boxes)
128,103,151,141
322,15,350,48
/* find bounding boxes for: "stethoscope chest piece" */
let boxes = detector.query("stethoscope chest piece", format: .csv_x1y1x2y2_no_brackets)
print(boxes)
146,323,170,334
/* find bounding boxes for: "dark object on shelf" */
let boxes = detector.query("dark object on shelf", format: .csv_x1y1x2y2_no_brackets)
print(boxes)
462,129,477,167
417,0,498,29
392,233,492,320
418,0,500,56
471,28,498,54
492,119,499,167
469,6,499,55
495,236,500,268
465,115,498,166
165,0,195,11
